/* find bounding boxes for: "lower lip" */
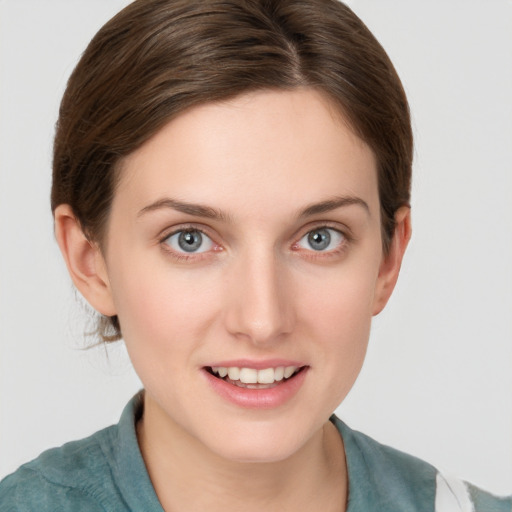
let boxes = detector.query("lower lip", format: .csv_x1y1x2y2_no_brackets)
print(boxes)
203,368,308,409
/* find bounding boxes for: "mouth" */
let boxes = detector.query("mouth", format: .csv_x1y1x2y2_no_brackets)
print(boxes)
205,365,306,389
203,362,309,409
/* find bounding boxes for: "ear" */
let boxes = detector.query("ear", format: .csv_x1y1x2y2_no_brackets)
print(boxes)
372,206,412,315
54,204,116,316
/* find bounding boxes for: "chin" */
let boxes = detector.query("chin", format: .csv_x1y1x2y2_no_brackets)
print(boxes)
197,416,319,464
212,437,302,464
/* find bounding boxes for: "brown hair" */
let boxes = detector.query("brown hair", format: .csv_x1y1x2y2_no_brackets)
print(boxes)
52,0,413,342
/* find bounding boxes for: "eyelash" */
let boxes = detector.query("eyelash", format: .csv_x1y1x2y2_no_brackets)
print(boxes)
159,225,220,262
292,223,351,260
158,222,352,262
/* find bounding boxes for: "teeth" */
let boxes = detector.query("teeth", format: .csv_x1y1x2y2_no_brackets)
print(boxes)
284,366,296,379
227,367,240,380
274,366,284,381
211,365,299,384
239,368,258,384
257,368,275,384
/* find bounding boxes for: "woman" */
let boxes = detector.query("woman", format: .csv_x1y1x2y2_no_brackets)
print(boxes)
1,1,510,510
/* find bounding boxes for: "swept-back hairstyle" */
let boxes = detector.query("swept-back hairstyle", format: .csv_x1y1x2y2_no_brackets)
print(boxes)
52,0,412,341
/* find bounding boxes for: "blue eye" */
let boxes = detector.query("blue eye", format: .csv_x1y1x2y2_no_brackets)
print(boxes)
298,228,344,252
164,229,213,253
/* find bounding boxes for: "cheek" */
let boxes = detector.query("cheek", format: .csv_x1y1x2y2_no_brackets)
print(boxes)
308,282,373,364
297,258,379,393
108,255,222,359
299,256,379,337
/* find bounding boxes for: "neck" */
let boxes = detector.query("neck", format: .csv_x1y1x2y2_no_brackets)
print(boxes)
137,393,347,512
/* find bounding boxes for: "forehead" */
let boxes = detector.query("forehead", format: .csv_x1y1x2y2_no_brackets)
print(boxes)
115,88,379,221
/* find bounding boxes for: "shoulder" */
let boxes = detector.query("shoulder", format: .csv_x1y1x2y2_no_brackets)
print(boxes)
467,482,512,512
0,425,121,512
0,393,160,512
331,416,512,512
333,416,436,511
436,474,512,512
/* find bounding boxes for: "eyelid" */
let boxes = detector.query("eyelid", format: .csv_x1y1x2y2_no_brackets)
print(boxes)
293,220,353,243
165,230,213,253
158,223,216,243
156,221,353,261
291,222,353,256
158,223,222,260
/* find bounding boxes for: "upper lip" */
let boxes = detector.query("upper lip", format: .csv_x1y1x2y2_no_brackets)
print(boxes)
204,359,306,370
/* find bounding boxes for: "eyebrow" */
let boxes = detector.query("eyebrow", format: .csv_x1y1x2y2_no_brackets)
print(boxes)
298,196,370,218
138,198,230,221
137,195,370,221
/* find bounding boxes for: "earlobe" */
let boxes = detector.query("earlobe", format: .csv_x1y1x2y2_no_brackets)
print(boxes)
372,206,412,316
54,204,116,317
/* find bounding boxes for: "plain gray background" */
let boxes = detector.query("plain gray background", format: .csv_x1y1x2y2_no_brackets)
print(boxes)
1,0,511,494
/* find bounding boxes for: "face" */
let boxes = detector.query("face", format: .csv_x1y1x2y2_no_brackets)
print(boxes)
101,88,389,463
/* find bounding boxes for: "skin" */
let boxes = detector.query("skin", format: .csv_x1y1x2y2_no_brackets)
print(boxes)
55,88,411,511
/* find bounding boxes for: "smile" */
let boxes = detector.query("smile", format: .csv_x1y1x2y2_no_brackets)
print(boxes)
208,366,301,388
203,363,308,408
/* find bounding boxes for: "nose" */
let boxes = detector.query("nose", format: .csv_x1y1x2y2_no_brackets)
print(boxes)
223,249,295,345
